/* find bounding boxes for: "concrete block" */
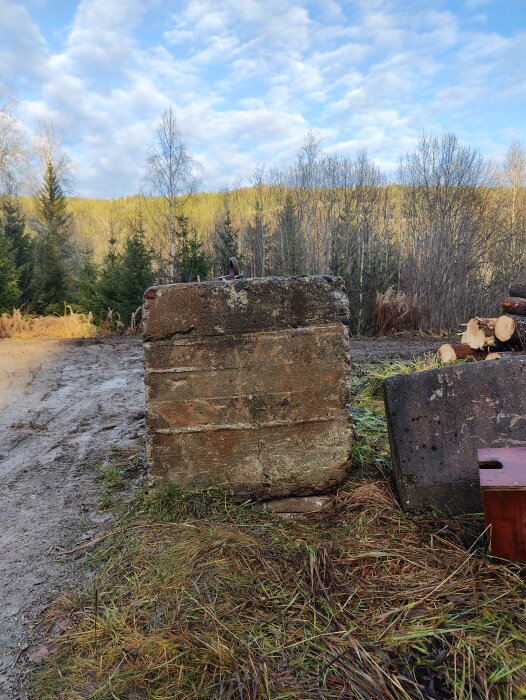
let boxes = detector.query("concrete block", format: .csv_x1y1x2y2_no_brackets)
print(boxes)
143,276,352,500
143,275,350,341
384,357,526,514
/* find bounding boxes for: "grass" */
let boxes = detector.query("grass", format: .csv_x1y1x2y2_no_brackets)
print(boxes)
351,354,443,414
348,355,446,473
98,462,125,490
32,360,526,700
0,308,97,339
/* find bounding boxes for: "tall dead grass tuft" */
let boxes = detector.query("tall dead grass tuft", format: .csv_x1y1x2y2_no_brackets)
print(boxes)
373,288,422,336
0,309,97,339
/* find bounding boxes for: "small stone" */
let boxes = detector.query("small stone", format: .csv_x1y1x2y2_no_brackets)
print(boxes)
257,496,333,514
49,618,71,637
29,643,55,662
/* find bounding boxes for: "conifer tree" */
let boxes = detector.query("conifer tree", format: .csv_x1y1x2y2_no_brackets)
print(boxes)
76,247,99,313
94,234,121,321
32,159,72,313
213,208,240,275
175,214,208,282
2,198,33,305
0,228,20,311
116,214,154,325
276,193,301,275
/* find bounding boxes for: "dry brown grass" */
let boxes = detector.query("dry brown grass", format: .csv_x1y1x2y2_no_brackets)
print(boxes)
0,309,97,339
373,288,422,336
33,479,525,700
31,364,526,699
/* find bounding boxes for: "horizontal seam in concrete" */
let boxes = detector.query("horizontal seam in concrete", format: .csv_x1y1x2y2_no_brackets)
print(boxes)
143,324,346,347
148,390,347,402
150,416,351,434
143,320,349,343
145,359,346,375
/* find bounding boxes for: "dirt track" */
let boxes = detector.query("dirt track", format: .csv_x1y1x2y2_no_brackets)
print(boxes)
348,335,442,363
0,337,145,699
0,334,441,698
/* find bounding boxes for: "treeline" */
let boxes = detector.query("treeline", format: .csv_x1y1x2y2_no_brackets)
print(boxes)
69,132,526,334
0,164,155,327
1,90,525,333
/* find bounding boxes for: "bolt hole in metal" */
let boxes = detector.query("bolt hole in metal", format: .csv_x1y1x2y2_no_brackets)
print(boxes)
479,460,503,469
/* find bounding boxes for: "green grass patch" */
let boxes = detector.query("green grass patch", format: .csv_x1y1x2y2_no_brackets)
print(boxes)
97,462,125,490
351,354,442,414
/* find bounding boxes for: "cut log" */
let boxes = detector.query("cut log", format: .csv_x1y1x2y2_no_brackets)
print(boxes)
485,351,526,360
502,296,526,316
438,343,486,363
460,317,497,349
494,314,526,346
509,284,526,298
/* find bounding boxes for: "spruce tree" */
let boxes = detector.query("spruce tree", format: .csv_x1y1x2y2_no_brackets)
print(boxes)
277,193,301,275
32,159,72,314
0,229,20,311
213,208,240,275
94,234,122,322
38,160,69,230
2,199,32,305
175,214,208,282
76,247,99,313
116,215,154,325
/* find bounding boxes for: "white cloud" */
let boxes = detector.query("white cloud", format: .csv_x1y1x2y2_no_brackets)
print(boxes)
0,0,49,81
5,0,525,196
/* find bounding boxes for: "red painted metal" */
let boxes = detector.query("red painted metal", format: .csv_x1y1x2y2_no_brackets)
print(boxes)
477,447,526,564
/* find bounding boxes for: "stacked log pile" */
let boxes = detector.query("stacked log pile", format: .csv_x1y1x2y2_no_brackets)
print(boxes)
438,286,526,363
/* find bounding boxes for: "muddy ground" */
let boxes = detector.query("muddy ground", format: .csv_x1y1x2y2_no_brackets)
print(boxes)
0,337,145,699
0,334,441,698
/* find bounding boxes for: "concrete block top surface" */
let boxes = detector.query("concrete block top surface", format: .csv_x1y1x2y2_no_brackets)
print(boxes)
143,275,350,341
384,357,526,513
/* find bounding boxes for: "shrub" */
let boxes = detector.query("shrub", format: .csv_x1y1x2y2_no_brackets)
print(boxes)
373,287,422,336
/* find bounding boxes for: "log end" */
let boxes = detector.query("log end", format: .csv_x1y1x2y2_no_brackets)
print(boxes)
438,344,458,363
495,315,515,343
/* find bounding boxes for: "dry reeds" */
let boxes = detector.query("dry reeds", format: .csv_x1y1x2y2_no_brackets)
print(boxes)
0,309,97,339
373,288,422,336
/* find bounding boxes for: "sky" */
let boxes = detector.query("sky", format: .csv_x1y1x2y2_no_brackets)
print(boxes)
1,0,525,197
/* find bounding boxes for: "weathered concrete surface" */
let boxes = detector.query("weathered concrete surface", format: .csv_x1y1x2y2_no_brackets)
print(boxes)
143,276,352,499
143,275,350,341
384,357,526,514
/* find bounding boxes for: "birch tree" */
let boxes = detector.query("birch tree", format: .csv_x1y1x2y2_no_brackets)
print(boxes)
146,106,199,281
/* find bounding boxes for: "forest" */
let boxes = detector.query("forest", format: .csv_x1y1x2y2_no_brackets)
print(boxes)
1,92,525,334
